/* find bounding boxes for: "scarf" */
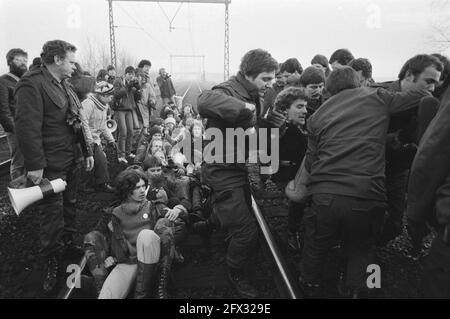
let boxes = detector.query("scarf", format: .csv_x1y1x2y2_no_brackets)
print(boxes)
88,94,107,111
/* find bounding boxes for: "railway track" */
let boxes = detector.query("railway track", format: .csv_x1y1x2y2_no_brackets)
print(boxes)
58,164,302,299
0,81,302,299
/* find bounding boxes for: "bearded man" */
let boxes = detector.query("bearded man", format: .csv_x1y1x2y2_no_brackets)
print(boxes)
0,48,28,179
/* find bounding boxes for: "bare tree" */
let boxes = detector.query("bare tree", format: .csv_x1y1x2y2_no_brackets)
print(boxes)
427,0,450,52
78,36,103,76
116,46,137,75
78,35,138,77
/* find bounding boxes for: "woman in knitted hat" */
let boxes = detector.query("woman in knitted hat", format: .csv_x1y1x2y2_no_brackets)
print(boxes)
134,126,163,165
80,81,117,193
163,117,180,146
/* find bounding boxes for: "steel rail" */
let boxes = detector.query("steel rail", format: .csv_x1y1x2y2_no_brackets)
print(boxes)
250,194,302,299
58,254,88,299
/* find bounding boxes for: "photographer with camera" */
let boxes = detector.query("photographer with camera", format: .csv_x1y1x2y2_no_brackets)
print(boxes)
156,68,176,105
112,66,141,164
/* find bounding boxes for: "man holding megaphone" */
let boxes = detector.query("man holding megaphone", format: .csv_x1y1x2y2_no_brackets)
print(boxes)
14,40,94,294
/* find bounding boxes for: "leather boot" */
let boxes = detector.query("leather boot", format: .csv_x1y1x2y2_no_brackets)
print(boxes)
42,256,59,294
135,261,159,299
157,256,171,299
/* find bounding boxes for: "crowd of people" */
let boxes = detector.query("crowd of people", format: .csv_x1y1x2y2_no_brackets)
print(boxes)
1,39,450,299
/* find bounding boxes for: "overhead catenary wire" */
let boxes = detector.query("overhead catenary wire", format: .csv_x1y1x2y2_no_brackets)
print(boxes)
157,1,184,31
117,3,172,55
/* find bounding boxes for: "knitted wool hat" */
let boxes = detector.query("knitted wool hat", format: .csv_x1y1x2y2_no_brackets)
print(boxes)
164,109,175,119
299,66,326,86
148,126,162,137
164,117,176,126
94,81,114,95
151,118,164,127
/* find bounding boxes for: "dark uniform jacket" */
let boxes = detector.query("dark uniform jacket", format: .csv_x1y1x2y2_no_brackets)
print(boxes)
262,83,284,118
197,72,268,190
407,100,450,226
0,73,19,133
376,80,440,171
14,66,92,174
274,123,308,183
305,87,429,201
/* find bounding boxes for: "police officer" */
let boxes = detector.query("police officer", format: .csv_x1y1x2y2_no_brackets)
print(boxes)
197,49,283,298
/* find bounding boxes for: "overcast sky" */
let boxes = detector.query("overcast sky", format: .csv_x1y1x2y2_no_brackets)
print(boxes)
0,0,448,81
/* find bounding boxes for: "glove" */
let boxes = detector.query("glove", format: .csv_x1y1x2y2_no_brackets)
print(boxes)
406,217,429,250
265,109,287,128
234,108,255,129
108,141,117,148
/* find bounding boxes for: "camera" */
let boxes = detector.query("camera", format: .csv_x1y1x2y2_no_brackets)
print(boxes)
127,79,141,90
148,188,159,200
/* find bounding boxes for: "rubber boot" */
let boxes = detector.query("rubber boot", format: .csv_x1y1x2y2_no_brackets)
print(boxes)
135,261,159,299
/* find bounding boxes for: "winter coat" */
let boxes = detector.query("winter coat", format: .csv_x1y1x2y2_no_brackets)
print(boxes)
305,86,429,201
14,66,92,173
112,77,139,112
80,94,115,146
0,73,20,133
197,72,268,190
156,75,176,99
407,100,450,226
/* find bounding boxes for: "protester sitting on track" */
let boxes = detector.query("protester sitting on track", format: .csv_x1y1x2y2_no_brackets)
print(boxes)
163,117,181,146
143,155,190,263
135,126,163,165
137,137,171,166
83,168,176,299
80,81,117,193
187,119,204,166
180,103,196,119
144,156,190,231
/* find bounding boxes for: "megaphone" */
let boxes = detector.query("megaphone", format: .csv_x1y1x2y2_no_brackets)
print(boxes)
7,178,67,215
106,119,117,133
